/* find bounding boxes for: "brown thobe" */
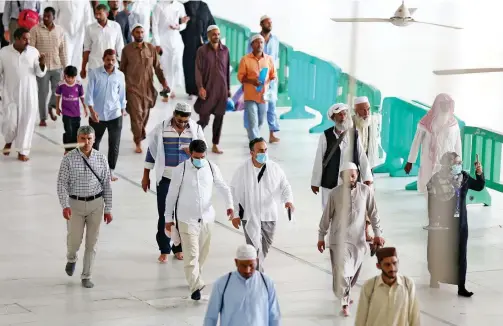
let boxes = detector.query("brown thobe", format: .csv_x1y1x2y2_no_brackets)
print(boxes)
194,42,230,145
120,42,167,144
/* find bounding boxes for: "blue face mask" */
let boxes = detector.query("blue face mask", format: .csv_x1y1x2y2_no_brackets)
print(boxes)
127,4,133,11
256,153,268,164
451,164,462,176
192,158,206,168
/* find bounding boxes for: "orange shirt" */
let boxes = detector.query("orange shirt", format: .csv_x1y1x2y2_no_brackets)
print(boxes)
237,52,276,103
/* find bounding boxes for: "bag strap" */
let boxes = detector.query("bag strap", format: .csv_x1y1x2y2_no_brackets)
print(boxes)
257,164,267,183
322,130,347,168
219,272,233,313
17,1,22,10
174,161,187,222
259,272,269,293
81,155,103,185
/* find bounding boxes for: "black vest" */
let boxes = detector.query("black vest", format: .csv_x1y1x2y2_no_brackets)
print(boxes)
321,127,361,189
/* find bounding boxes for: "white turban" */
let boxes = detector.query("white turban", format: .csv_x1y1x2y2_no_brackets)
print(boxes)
340,161,358,172
260,15,271,22
354,96,369,105
207,25,219,33
131,23,144,32
236,244,257,260
327,103,348,120
250,34,265,44
174,102,191,113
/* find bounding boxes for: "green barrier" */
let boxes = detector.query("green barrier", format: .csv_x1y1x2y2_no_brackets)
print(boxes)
335,73,382,113
277,42,293,107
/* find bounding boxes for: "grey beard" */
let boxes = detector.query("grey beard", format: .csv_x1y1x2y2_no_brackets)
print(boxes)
354,115,370,129
335,118,353,132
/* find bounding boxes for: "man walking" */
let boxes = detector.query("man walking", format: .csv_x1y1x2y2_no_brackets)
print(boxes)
120,23,169,154
85,49,126,181
2,1,41,43
355,247,420,326
0,27,46,161
352,96,381,170
317,162,384,317
230,137,294,272
142,102,205,263
204,244,281,326
237,35,276,141
56,126,113,289
164,139,233,301
195,25,230,154
31,6,67,127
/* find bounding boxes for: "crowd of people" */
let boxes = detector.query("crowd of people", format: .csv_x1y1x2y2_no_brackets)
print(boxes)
0,1,488,325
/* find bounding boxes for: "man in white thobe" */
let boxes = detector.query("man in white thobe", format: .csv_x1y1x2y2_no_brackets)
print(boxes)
0,28,46,161
49,0,93,72
164,139,233,301
317,162,384,317
405,93,462,193
129,0,156,41
311,103,373,209
152,0,189,99
230,137,294,272
352,96,382,170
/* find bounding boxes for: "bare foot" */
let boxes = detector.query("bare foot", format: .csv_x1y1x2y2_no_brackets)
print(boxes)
17,153,29,162
111,176,118,182
269,134,280,143
39,120,47,127
49,108,57,121
162,97,169,103
175,252,184,260
134,144,142,153
3,143,11,156
170,91,176,99
212,144,223,154
158,254,168,263
341,305,350,317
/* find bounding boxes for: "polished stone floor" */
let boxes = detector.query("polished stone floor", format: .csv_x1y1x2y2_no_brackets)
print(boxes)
1,96,503,326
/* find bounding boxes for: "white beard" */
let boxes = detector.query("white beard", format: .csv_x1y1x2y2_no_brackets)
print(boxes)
354,115,371,129
335,118,354,132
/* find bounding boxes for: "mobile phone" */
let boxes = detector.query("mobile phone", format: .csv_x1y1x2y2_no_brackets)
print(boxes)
160,89,170,98
287,207,291,221
475,154,479,163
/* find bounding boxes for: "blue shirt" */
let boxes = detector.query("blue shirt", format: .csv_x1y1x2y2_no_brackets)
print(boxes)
85,66,126,122
204,271,280,326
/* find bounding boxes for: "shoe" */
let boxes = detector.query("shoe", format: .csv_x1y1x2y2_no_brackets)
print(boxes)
65,262,76,276
191,289,201,301
39,120,47,127
81,279,94,288
458,288,474,297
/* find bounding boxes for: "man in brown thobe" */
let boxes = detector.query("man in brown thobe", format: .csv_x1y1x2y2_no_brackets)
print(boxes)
120,23,170,153
194,24,230,154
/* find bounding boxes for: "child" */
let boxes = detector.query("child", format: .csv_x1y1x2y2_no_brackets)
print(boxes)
55,66,88,154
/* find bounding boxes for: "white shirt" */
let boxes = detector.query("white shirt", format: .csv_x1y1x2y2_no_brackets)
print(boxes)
355,274,420,326
311,128,373,188
84,20,124,69
165,160,233,226
151,0,187,48
50,0,94,38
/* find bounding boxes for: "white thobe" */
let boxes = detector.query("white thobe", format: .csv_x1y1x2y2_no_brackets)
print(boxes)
318,183,382,306
152,1,187,89
311,128,373,208
353,114,384,169
130,0,157,42
49,0,93,72
407,123,462,193
83,20,124,70
0,45,46,155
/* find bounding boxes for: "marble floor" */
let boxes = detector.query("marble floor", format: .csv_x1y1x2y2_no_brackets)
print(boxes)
1,97,503,326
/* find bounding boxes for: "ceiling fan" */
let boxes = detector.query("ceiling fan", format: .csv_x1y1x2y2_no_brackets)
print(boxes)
433,68,503,76
331,1,462,30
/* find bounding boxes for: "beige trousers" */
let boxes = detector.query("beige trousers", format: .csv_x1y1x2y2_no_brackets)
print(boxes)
178,220,213,293
67,197,104,280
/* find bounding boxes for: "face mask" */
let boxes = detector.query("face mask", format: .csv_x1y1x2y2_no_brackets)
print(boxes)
127,4,133,11
256,153,267,164
192,158,206,168
451,164,462,175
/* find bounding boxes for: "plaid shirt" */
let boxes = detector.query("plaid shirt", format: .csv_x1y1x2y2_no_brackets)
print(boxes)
30,23,68,70
57,148,113,213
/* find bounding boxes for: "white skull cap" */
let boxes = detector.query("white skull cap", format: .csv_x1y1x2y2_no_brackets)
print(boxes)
327,103,348,120
175,102,191,113
236,244,257,260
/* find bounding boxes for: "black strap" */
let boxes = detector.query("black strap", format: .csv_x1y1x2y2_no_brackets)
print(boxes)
257,164,267,183
220,272,269,314
322,130,347,168
17,1,22,9
81,155,103,185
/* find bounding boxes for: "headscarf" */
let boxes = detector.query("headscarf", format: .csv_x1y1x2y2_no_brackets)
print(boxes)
427,151,464,202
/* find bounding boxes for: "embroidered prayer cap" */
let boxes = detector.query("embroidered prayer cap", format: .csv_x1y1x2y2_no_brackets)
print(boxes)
174,102,191,113
354,96,369,105
327,103,348,120
376,247,397,262
250,34,265,44
260,15,271,22
207,25,219,33
340,161,358,173
131,23,144,32
236,244,257,260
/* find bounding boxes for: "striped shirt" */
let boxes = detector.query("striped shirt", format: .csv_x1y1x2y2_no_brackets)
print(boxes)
57,148,113,213
145,121,198,179
30,23,68,71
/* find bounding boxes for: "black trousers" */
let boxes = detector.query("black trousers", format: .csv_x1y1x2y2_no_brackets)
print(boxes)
0,14,8,48
156,177,182,254
62,115,81,149
90,116,122,170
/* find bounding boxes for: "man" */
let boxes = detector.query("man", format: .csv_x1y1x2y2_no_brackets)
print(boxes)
204,244,281,326
120,23,169,154
352,96,381,170
244,15,280,143
317,162,384,317
405,93,462,194
0,1,9,48
142,102,205,263
230,137,294,272
194,25,230,155
152,0,189,99
107,0,120,21
85,49,126,181
56,125,113,289
238,34,276,141
0,27,46,161
355,247,420,326
81,3,124,79
31,6,67,127
2,1,40,44
311,103,373,208
115,0,136,44
51,0,93,72
165,139,233,300
180,0,214,98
